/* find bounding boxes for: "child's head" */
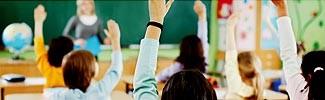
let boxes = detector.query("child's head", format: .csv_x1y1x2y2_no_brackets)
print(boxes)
176,35,206,73
62,50,97,92
76,0,95,16
48,36,73,67
161,70,217,100
300,51,325,100
237,52,263,99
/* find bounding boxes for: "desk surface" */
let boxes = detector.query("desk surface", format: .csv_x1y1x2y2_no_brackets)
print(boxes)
0,49,179,61
215,88,288,100
0,77,44,88
4,91,133,100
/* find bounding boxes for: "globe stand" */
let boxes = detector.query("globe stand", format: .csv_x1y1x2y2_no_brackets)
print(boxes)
12,55,24,60
11,53,24,60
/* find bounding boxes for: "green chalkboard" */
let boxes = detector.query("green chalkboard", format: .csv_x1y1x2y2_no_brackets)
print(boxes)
0,0,211,46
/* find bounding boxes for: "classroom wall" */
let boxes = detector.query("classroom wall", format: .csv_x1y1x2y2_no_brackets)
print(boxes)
288,0,325,51
0,0,211,47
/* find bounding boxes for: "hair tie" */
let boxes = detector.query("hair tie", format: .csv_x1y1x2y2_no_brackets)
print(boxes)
314,67,324,72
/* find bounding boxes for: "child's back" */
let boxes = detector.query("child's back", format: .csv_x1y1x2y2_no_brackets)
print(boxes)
33,5,74,88
46,19,123,100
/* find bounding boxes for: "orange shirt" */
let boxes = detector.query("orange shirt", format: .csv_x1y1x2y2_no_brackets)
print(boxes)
34,36,65,88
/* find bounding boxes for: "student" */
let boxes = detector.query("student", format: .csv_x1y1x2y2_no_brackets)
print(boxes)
63,0,107,57
133,0,217,100
34,5,123,99
156,0,209,83
161,70,217,100
224,13,264,100
33,5,73,88
273,0,325,100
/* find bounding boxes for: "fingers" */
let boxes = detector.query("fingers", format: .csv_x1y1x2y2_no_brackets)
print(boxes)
35,4,46,14
107,19,115,29
106,19,120,40
38,4,45,12
227,13,240,26
165,0,174,13
34,4,47,22
104,29,110,37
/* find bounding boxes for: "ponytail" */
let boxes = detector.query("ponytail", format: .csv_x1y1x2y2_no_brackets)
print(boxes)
238,52,264,100
308,67,325,100
254,73,264,100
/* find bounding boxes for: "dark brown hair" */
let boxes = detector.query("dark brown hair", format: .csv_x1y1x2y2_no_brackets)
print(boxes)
300,51,325,100
237,52,263,100
48,36,73,67
176,35,207,73
62,50,96,93
162,70,217,100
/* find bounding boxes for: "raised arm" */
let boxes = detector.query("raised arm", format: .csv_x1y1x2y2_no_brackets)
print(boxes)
133,0,173,99
226,13,238,51
272,0,303,88
194,0,209,63
225,13,255,97
97,20,123,94
33,5,47,60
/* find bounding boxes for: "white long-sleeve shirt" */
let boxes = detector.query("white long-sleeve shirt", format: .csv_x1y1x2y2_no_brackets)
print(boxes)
278,17,308,100
225,50,256,100
156,20,209,82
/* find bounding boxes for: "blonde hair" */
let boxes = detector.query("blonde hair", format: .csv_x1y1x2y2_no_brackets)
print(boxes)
237,52,264,100
76,0,96,16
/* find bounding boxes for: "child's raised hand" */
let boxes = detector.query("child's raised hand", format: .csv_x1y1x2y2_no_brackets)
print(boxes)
193,0,206,20
227,13,240,28
105,20,120,41
34,4,47,23
271,0,288,17
105,19,121,51
149,0,174,24
271,0,286,9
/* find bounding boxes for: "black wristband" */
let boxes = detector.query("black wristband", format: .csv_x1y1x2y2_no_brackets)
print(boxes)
147,21,163,31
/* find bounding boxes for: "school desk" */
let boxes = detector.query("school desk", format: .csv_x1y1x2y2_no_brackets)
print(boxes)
0,77,44,100
4,91,133,100
0,48,177,78
214,88,288,100
0,48,179,61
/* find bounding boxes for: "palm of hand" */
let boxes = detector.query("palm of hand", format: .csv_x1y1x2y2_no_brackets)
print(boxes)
34,5,47,22
106,20,120,40
194,1,206,16
149,0,173,23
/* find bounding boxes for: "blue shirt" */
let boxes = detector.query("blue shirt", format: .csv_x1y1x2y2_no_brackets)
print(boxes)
45,51,123,100
133,39,160,100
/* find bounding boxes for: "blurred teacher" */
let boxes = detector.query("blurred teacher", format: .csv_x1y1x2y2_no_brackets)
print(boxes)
63,0,107,58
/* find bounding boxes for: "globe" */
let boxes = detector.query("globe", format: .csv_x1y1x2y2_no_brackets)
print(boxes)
2,23,32,60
